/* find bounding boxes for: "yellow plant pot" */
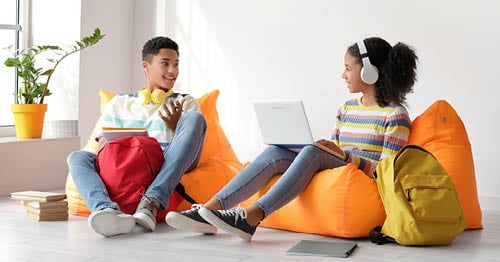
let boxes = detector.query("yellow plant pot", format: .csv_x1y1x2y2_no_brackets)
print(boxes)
11,104,48,139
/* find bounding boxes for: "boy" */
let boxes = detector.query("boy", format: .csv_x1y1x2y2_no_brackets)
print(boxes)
67,36,206,237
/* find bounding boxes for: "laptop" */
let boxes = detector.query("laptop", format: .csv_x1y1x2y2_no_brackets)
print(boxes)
253,100,345,159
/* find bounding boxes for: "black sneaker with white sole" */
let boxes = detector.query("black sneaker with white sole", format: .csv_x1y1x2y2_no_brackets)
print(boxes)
199,207,257,241
165,204,217,235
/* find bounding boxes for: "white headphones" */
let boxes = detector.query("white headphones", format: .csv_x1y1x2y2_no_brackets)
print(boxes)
357,40,379,84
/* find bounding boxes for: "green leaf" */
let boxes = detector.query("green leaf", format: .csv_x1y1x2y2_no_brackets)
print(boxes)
5,27,105,104
41,69,54,76
4,57,20,67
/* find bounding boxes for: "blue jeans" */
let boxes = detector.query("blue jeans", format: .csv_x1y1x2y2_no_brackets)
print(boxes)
214,145,347,218
67,111,206,212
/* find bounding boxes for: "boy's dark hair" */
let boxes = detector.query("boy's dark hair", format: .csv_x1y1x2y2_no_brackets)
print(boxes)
347,37,418,107
142,36,179,61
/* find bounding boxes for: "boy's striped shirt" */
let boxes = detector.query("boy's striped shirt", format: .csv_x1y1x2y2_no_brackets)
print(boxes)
98,92,199,149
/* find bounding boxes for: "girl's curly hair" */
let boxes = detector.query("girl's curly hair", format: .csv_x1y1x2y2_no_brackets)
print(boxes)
348,37,418,106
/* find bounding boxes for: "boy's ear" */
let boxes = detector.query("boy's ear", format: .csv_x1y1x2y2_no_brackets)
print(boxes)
142,60,149,72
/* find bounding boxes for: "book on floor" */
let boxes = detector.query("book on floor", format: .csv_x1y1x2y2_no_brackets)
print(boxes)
102,127,148,141
23,200,68,209
24,204,68,214
286,240,358,258
10,191,67,202
26,211,68,221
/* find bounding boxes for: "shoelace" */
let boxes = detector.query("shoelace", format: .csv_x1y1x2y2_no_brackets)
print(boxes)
190,204,203,210
218,207,247,226
186,204,203,215
142,195,159,211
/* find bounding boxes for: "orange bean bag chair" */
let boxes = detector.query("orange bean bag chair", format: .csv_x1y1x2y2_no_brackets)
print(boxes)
65,89,243,220
242,100,482,237
241,164,385,238
408,100,482,229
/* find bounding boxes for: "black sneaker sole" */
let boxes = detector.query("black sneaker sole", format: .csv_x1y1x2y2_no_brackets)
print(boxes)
199,207,253,241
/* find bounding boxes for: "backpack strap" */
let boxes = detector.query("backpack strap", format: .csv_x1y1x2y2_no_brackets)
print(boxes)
174,183,197,205
369,226,397,245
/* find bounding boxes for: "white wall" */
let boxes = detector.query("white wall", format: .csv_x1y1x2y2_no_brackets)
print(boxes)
79,0,135,144
79,1,500,206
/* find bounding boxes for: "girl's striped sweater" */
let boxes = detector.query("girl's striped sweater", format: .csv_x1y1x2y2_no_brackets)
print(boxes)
331,97,411,176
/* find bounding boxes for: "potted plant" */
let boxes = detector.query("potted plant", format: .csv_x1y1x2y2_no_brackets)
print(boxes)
4,27,105,138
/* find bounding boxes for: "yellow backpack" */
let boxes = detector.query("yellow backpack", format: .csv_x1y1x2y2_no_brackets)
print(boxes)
369,145,467,245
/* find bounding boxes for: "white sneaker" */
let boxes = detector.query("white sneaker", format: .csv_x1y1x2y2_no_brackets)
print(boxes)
88,208,135,237
133,197,159,231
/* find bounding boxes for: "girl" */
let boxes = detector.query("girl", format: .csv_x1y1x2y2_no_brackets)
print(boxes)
166,37,418,241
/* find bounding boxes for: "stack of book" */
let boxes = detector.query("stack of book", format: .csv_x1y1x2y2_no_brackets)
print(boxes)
10,191,68,221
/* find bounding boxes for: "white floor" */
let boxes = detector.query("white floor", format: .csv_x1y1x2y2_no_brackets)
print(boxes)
1,197,499,262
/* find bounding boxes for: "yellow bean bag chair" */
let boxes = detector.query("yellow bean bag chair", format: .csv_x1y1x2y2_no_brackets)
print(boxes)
242,100,481,237
408,100,482,229
65,89,242,217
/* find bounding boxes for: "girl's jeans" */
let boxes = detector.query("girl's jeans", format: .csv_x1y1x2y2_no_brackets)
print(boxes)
214,144,346,218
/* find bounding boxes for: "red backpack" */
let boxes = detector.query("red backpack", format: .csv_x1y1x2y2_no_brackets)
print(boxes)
97,136,195,221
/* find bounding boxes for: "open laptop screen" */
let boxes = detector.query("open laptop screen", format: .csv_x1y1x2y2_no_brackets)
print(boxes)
253,99,314,148
253,99,345,159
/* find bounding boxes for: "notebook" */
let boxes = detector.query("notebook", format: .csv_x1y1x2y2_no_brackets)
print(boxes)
253,100,345,159
102,127,148,141
286,240,358,258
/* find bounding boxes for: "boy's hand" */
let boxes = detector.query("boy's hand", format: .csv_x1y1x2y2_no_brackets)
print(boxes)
159,98,185,132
